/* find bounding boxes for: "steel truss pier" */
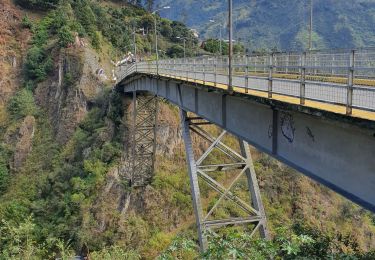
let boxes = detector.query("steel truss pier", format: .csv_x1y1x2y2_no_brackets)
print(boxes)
123,92,158,187
180,109,269,251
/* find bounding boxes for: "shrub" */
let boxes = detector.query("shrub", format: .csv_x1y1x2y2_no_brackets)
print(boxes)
0,160,9,195
24,46,53,82
21,15,33,29
0,216,47,259
90,246,141,260
203,38,227,55
31,23,50,47
166,45,184,58
16,0,60,10
91,31,101,50
58,25,74,47
7,89,37,120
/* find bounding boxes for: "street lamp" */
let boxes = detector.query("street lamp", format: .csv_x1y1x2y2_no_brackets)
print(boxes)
176,36,187,59
132,28,137,62
130,27,144,63
228,0,233,94
152,6,171,74
309,0,313,51
209,19,223,55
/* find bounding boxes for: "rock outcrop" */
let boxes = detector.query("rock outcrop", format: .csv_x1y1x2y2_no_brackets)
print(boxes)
13,115,35,169
35,47,107,144
0,1,30,107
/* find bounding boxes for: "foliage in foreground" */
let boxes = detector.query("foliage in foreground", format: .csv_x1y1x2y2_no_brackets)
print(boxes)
0,216,142,260
159,227,375,260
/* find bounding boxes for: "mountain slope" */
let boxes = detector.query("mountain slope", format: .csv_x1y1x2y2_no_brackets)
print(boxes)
155,0,375,51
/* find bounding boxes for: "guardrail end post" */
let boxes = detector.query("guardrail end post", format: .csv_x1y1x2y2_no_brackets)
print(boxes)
300,52,306,105
346,50,355,115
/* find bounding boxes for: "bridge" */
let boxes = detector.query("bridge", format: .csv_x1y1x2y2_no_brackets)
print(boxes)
115,48,375,251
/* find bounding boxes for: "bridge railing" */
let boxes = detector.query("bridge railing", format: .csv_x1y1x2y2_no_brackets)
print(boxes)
118,48,375,114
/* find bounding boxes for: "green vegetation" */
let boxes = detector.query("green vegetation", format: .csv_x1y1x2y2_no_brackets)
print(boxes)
202,38,245,55
24,46,53,83
159,227,375,260
7,89,38,120
16,0,60,10
0,90,124,258
0,149,10,195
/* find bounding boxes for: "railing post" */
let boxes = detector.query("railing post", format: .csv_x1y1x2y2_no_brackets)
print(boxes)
300,52,306,105
285,53,289,74
169,59,171,76
186,58,189,81
268,53,274,98
203,59,206,85
245,55,249,93
173,59,176,77
214,58,217,87
193,59,197,83
346,50,355,115
313,55,317,75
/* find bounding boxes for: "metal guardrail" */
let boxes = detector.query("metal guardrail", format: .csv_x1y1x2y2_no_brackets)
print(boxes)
117,49,375,114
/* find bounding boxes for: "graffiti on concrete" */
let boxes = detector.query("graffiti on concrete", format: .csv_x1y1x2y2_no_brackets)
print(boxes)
306,126,315,142
281,112,295,143
268,124,273,139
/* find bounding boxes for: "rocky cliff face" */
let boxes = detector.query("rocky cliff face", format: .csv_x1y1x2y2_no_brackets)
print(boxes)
13,115,35,169
35,47,108,144
0,1,30,106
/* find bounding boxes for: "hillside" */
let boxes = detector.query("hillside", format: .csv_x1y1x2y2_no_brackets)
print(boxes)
0,0,374,259
155,0,375,51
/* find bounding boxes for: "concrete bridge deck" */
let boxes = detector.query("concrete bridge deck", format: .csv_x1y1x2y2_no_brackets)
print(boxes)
116,49,375,213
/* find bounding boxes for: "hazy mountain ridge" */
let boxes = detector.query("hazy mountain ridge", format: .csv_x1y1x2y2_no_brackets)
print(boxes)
155,0,375,51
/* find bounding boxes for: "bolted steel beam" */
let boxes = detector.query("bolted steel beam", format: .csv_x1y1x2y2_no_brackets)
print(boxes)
180,110,269,252
122,92,158,187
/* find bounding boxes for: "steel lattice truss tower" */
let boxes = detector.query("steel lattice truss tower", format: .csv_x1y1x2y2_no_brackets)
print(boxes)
180,109,269,251
123,92,158,187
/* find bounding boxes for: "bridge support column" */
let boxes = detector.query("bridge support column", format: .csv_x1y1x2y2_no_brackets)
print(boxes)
180,109,269,252
123,92,158,187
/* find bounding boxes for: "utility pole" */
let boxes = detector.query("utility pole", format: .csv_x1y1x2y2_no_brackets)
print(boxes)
154,16,158,73
183,38,186,59
309,0,313,51
176,36,187,59
228,0,234,94
219,26,222,55
152,6,171,74
133,27,137,62
210,20,223,55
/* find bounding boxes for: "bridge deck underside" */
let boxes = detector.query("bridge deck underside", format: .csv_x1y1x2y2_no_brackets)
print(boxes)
118,75,375,213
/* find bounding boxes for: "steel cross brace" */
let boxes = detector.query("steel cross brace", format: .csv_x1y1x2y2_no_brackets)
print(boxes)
123,92,158,187
180,109,269,252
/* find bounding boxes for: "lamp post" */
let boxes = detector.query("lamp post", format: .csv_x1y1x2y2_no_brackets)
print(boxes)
309,0,313,51
132,27,137,62
209,19,223,55
228,0,233,94
152,6,171,74
176,36,187,59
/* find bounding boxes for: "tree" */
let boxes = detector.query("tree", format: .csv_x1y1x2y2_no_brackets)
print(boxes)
24,46,53,82
0,158,9,195
146,0,154,12
16,0,60,10
7,89,37,120
167,45,184,58
58,25,74,47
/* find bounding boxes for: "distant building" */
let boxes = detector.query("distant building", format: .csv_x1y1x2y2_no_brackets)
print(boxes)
190,29,199,38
